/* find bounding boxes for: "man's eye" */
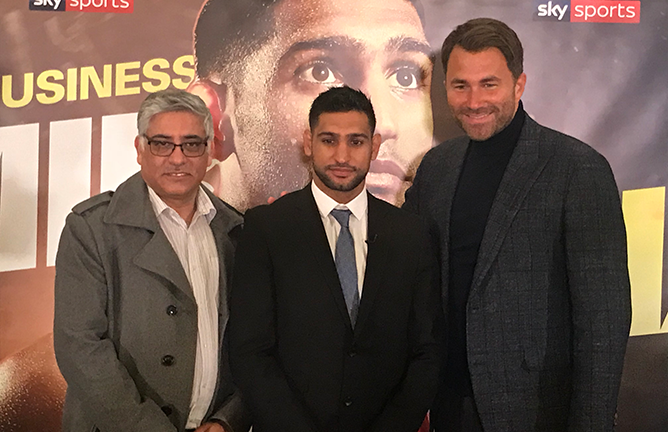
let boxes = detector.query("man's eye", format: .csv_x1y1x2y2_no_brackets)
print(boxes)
350,139,363,146
183,142,204,150
388,66,420,89
152,141,172,148
298,62,339,84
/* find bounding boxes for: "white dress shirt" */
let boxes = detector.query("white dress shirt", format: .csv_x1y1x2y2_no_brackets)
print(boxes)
147,186,219,428
311,181,368,296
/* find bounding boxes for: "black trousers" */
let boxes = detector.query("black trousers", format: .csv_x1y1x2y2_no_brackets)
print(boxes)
432,393,484,432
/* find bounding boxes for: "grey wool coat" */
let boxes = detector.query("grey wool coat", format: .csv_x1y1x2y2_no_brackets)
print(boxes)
54,172,250,432
403,115,631,432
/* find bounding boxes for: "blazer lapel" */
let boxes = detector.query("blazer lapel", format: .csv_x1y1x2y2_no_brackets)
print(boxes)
470,117,553,294
295,187,353,330
353,194,390,334
434,138,469,308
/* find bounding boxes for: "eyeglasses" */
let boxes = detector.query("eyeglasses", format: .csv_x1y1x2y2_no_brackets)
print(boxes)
143,135,208,157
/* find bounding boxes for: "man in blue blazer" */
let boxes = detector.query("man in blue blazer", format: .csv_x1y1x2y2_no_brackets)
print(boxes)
404,18,631,432
229,86,441,432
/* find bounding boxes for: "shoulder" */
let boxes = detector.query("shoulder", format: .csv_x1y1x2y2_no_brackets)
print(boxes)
71,191,114,218
422,135,468,163
370,195,426,232
528,117,612,170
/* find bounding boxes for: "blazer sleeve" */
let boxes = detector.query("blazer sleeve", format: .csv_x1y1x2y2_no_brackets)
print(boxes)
228,210,319,432
369,222,443,432
53,212,177,432
563,151,631,431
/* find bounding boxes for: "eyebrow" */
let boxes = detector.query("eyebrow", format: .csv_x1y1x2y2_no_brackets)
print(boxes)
281,35,431,59
317,131,370,139
147,134,206,140
282,36,364,58
450,75,500,85
384,36,432,57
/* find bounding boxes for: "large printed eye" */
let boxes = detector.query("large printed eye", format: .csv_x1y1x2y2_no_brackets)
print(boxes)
297,62,340,84
388,65,421,89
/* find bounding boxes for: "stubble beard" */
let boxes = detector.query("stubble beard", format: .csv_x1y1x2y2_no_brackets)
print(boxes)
453,99,516,141
313,163,367,193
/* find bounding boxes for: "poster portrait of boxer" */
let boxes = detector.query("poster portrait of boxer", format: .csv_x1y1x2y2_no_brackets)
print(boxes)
188,0,435,210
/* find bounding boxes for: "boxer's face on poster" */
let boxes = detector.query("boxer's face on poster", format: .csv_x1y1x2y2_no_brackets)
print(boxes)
227,0,432,209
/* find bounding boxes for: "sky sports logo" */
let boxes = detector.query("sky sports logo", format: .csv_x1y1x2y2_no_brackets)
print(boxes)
29,0,133,13
534,0,640,23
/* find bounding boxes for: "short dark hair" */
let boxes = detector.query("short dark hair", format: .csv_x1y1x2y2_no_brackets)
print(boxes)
308,86,376,133
441,18,524,80
194,0,426,80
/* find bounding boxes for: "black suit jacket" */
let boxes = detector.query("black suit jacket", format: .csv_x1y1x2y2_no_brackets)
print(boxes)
404,116,631,432
229,186,441,432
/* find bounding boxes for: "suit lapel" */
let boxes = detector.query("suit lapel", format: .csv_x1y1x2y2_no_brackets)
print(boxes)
295,187,353,330
353,194,390,335
470,117,553,294
206,191,243,337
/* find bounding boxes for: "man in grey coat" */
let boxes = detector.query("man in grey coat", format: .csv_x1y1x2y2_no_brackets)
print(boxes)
54,89,250,432
403,18,631,432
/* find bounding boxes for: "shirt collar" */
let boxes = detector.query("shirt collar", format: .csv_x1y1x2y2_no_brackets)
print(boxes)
147,185,217,224
311,181,367,221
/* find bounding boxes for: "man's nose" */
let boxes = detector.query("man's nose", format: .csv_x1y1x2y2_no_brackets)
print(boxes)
467,87,486,110
333,141,350,162
361,76,398,146
168,145,188,164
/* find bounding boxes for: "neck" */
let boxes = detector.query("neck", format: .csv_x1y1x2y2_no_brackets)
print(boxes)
314,178,365,204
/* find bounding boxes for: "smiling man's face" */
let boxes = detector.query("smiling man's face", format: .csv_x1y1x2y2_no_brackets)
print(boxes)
224,0,433,208
445,46,525,141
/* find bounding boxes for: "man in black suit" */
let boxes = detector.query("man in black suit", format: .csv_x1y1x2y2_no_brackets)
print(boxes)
403,18,631,432
229,86,441,432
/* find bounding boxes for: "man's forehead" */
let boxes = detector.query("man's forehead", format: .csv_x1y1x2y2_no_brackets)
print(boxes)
273,0,426,49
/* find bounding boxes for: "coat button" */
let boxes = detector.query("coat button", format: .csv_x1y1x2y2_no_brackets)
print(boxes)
348,350,357,358
344,398,353,407
161,355,175,366
166,305,178,316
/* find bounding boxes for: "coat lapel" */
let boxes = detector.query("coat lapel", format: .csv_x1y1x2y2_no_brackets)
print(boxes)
470,117,553,294
294,187,353,330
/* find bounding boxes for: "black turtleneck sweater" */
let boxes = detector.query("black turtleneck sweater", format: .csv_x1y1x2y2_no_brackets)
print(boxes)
445,102,526,396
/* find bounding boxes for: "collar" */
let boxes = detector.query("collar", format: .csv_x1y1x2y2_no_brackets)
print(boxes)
311,181,368,222
147,184,217,225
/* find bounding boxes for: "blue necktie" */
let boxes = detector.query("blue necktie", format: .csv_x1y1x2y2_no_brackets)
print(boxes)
330,208,360,326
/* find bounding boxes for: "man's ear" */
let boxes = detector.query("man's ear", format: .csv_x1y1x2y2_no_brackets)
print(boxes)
303,129,313,157
134,135,143,165
187,78,234,162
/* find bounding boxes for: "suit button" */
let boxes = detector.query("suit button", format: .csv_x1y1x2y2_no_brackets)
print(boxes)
161,355,175,366
166,305,178,316
344,398,353,407
348,350,357,358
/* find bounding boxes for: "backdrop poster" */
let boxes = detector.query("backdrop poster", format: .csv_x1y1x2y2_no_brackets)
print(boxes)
0,0,666,430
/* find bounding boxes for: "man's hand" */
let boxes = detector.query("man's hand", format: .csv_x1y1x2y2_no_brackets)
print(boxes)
194,422,225,432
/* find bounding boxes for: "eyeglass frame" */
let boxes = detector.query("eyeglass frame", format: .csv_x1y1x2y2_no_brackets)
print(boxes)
142,134,209,157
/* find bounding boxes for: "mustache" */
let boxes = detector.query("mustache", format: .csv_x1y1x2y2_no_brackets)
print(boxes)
325,163,358,171
458,106,499,115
